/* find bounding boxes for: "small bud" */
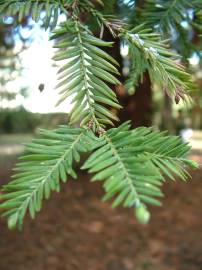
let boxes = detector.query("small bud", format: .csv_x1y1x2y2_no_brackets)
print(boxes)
8,213,18,230
98,127,106,136
184,159,199,169
128,87,135,95
175,94,180,104
135,204,150,224
87,119,94,130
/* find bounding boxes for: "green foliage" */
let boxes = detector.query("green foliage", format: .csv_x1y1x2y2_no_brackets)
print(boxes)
121,25,195,100
140,0,201,33
0,0,63,29
83,122,165,209
0,0,200,229
83,122,195,210
0,126,95,229
193,8,202,37
138,1,202,59
52,19,121,127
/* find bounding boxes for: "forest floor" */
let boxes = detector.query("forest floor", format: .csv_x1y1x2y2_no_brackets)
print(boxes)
0,134,202,270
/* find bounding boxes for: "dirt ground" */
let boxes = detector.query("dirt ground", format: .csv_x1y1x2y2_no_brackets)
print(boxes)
0,152,202,270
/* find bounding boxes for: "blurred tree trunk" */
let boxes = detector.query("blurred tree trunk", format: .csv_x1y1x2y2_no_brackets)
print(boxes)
117,73,152,127
161,94,175,133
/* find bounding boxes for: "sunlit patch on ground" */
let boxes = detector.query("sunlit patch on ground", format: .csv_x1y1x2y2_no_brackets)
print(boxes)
0,134,32,155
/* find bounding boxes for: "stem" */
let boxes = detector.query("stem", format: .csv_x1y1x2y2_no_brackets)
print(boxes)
74,20,101,131
104,133,140,206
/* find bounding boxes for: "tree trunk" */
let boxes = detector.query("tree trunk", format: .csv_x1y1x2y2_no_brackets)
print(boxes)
117,73,152,127
161,94,175,133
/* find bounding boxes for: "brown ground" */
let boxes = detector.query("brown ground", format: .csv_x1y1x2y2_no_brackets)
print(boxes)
0,153,202,270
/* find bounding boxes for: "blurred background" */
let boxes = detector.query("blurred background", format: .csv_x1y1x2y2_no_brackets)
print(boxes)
0,1,202,270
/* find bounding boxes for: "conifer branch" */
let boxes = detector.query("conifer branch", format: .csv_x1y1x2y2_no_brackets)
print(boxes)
82,122,197,223
141,0,202,33
0,126,95,229
52,19,121,130
120,25,195,102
